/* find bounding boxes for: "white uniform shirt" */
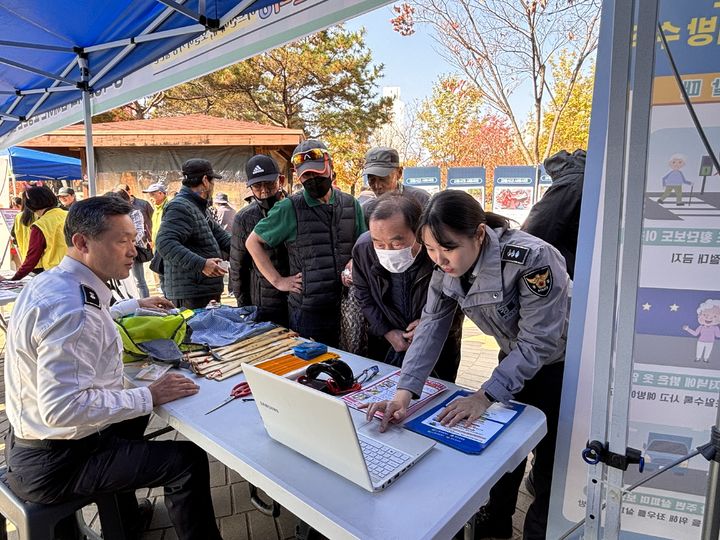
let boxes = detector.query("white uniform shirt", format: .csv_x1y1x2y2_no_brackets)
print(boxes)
5,256,153,440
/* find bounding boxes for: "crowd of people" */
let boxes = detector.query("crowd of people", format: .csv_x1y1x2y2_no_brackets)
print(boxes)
3,140,585,540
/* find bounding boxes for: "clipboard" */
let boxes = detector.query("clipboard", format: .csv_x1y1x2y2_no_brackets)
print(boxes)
404,390,525,454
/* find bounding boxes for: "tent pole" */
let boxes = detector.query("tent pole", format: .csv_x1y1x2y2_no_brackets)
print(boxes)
78,55,96,197
702,404,720,540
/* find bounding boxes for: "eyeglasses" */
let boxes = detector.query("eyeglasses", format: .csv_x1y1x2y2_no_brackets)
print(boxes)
354,365,380,385
291,148,329,168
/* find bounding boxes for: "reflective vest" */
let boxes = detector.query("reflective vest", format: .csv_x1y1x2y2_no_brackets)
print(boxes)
33,207,67,270
13,212,32,259
151,198,168,244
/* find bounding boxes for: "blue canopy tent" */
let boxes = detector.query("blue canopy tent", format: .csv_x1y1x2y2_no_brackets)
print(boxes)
0,0,278,195
2,147,81,181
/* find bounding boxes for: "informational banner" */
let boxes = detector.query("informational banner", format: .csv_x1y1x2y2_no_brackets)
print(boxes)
491,166,536,223
0,0,392,148
447,167,486,208
552,1,720,538
0,209,18,233
403,166,441,195
537,165,553,201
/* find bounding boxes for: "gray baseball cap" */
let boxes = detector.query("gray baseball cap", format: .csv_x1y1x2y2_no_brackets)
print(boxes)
362,147,400,177
142,182,167,194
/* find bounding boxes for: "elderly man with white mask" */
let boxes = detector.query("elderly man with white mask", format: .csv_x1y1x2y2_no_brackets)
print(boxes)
351,193,463,382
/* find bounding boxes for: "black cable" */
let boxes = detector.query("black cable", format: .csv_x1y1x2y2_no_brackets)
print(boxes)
657,24,720,180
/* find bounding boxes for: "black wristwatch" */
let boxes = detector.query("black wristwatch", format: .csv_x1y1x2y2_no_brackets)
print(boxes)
484,390,497,403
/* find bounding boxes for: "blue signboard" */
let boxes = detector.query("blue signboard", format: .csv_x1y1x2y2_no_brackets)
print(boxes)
447,167,486,187
403,166,441,193
491,166,536,223
492,166,535,186
538,164,552,185
654,2,720,77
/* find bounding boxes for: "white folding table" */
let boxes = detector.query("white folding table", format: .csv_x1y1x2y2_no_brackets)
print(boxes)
126,351,546,540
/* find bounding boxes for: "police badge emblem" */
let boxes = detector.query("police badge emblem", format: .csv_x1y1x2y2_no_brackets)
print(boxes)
522,266,553,297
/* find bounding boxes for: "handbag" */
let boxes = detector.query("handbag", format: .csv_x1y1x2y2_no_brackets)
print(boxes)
134,242,153,264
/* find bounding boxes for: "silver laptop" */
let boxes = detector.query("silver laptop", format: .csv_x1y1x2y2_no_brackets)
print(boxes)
242,363,435,492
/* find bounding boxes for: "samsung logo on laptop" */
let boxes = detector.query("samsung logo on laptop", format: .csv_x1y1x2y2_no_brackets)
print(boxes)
258,401,279,414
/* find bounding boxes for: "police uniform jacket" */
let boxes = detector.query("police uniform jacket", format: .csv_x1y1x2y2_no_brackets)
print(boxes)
5,257,153,440
397,226,570,404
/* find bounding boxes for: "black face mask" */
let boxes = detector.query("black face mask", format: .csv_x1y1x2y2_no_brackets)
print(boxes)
303,176,332,199
256,191,283,212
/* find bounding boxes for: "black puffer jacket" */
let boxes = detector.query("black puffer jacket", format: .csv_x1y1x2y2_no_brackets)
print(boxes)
352,232,464,382
229,199,289,325
522,149,586,279
156,187,231,300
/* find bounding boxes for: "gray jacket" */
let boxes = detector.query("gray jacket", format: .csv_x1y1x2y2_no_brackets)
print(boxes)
397,226,570,403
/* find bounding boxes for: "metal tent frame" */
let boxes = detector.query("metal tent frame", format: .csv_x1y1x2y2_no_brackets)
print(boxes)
0,0,275,195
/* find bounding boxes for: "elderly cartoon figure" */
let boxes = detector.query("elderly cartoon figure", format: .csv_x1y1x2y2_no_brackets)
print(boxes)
683,299,720,362
658,154,693,206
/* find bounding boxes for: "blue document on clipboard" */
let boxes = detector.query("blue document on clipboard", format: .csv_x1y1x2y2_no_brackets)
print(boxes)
404,390,525,454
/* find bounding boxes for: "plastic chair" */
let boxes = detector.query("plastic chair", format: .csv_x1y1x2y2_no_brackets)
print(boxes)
0,467,126,540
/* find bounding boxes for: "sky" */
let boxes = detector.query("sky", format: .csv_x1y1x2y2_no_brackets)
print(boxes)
344,5,452,107
344,5,533,116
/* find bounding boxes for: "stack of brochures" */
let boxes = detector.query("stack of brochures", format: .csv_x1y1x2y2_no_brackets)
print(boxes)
342,370,447,418
404,390,525,454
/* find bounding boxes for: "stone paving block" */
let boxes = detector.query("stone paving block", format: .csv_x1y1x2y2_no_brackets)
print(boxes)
276,507,300,539
211,485,233,518
248,509,279,540
210,460,227,487
231,481,256,513
163,527,179,540
220,513,249,540
141,530,163,540
228,468,245,484
148,501,173,530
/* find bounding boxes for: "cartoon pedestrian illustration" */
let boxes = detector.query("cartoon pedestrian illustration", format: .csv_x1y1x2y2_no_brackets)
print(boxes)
683,299,720,362
658,154,693,206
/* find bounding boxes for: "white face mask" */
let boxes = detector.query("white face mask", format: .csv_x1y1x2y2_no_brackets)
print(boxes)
374,243,418,273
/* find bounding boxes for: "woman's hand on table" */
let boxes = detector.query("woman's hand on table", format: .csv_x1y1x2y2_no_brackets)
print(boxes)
360,389,413,432
436,391,493,428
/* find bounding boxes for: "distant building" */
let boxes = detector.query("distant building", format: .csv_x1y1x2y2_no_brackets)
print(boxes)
372,87,409,160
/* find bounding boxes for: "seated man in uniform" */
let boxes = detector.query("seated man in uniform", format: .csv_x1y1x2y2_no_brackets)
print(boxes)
4,196,222,540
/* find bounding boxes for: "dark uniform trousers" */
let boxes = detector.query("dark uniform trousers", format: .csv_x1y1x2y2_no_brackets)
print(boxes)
485,360,565,540
5,415,221,540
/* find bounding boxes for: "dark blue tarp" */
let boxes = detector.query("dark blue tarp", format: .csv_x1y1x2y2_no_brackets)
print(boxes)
0,0,275,137
2,146,81,180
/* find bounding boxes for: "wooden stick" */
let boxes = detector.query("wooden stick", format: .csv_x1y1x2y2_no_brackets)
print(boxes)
221,337,300,361
195,341,300,376
214,327,288,354
207,348,295,380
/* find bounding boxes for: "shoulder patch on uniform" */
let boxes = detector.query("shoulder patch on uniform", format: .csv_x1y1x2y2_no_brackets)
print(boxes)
81,284,101,309
522,266,553,297
501,244,530,265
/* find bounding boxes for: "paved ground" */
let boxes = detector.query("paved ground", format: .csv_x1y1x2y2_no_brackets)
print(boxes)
0,309,529,540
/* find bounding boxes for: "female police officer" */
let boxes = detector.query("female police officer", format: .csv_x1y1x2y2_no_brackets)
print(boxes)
364,190,569,540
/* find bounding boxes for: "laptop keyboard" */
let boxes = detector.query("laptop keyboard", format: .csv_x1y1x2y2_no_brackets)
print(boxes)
359,436,412,483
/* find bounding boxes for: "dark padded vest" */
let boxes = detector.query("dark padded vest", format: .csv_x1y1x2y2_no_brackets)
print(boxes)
288,189,356,310
234,202,289,320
